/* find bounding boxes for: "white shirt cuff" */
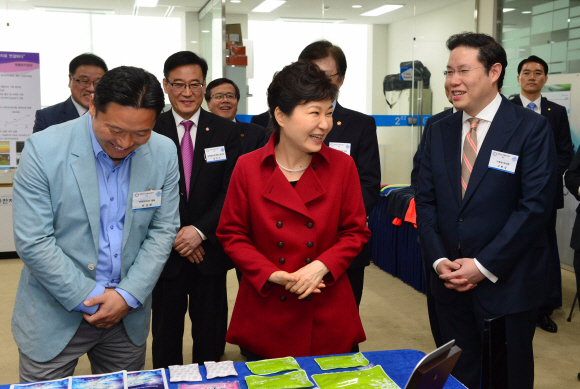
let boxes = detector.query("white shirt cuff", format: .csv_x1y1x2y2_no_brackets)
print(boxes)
433,258,447,274
193,226,207,241
577,187,580,197
473,258,498,283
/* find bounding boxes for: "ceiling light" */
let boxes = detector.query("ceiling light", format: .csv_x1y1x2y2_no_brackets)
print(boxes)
231,0,241,2
361,4,403,17
522,11,531,14
352,5,362,8
202,30,210,33
191,41,197,43
252,0,286,13
33,6,114,14
135,0,158,7
276,17,344,23
503,8,515,13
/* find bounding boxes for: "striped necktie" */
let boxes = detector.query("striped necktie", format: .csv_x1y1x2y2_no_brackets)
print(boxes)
461,117,480,199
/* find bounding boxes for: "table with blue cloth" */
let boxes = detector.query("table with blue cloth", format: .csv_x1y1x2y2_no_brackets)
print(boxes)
369,187,426,293
0,350,465,389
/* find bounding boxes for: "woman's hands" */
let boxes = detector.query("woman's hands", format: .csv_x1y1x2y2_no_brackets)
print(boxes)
268,260,330,299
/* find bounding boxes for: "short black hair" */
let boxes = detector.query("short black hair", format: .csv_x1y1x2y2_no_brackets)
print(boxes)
446,32,507,89
163,51,208,80
93,66,165,118
69,53,108,75
298,40,347,81
517,55,548,75
204,78,240,102
267,60,338,132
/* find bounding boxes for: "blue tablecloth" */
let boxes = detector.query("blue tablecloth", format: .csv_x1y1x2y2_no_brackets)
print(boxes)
0,350,465,389
369,189,425,293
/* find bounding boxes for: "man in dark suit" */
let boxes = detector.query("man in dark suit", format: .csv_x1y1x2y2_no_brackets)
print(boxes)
250,111,270,129
298,40,381,317
564,148,580,320
33,53,107,132
151,51,242,367
205,78,266,154
416,33,556,389
410,84,455,349
510,55,574,333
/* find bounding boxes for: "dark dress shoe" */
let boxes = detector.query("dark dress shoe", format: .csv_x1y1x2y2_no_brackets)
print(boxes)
537,314,558,333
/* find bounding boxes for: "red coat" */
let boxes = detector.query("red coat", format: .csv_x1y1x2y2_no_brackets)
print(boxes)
217,135,370,358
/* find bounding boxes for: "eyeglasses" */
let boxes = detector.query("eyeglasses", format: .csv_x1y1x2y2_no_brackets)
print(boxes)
71,76,100,88
210,92,237,101
168,81,204,92
443,67,485,78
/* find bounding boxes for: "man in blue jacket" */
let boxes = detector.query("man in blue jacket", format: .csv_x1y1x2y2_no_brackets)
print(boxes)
13,66,180,382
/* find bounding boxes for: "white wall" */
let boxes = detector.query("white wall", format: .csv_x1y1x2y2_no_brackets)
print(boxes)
0,10,181,108
246,21,370,115
377,0,477,185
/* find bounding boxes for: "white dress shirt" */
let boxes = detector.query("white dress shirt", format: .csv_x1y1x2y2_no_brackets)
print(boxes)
433,93,502,283
71,96,88,117
172,108,206,241
519,93,541,114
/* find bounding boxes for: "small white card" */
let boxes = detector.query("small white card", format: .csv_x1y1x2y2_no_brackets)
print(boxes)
132,189,162,210
329,142,351,155
488,150,518,174
205,146,227,162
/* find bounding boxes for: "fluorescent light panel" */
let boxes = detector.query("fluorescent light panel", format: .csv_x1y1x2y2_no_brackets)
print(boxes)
136,0,159,7
276,17,344,23
252,0,286,13
361,4,403,17
503,8,515,13
34,6,114,15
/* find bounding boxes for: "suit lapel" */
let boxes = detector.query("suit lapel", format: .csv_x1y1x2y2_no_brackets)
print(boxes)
329,102,349,141
441,113,463,206
122,143,152,250
461,98,522,207
189,109,214,195
540,97,553,119
261,167,313,219
69,115,100,256
157,110,186,196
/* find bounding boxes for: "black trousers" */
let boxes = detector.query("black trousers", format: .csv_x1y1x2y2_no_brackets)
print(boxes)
151,261,228,367
435,291,537,389
538,207,563,316
574,250,580,302
422,249,444,348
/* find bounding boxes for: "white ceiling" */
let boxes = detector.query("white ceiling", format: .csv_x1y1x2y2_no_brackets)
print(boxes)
6,0,468,25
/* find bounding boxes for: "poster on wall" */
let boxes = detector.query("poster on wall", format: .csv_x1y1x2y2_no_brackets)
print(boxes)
0,51,40,168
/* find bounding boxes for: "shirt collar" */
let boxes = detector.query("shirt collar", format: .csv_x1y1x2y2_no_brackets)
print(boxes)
88,114,136,163
519,93,541,109
462,92,501,123
70,96,88,117
332,99,337,112
172,108,201,128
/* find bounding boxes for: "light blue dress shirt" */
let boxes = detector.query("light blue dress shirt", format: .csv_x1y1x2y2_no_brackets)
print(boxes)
74,115,140,314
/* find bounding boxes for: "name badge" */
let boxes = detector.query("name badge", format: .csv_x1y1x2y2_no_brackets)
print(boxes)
488,150,518,174
205,146,227,162
329,142,351,155
132,189,162,211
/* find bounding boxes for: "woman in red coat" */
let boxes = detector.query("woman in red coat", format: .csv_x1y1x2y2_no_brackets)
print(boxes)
216,60,370,359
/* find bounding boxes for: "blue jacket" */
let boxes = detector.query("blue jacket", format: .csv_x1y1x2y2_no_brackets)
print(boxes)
33,96,80,133
12,114,180,362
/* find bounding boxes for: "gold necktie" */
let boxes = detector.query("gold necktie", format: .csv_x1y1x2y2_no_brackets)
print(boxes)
461,117,481,198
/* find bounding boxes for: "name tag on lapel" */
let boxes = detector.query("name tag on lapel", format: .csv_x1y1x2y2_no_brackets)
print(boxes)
329,142,351,155
488,150,518,174
132,189,162,210
205,146,227,162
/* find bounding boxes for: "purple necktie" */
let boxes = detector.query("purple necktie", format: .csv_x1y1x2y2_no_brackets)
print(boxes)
181,120,194,200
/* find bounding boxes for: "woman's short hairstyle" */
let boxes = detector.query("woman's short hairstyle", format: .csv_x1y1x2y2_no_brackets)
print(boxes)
267,60,338,132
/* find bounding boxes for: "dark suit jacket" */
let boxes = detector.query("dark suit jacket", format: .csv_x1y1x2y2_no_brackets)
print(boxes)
236,120,266,155
324,101,381,269
250,111,270,129
564,149,580,250
33,96,80,133
416,96,557,315
510,95,574,209
153,108,242,277
410,108,454,192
